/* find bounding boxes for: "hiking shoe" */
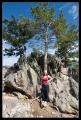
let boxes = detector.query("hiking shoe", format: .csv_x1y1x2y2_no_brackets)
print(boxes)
42,101,45,106
44,101,47,107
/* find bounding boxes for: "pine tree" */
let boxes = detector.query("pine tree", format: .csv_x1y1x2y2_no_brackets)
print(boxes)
3,16,36,58
31,2,55,73
52,11,79,67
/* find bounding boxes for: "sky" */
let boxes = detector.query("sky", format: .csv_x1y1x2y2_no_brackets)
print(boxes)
2,2,79,66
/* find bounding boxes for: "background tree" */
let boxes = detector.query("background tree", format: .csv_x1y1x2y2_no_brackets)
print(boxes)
2,16,36,58
51,11,79,67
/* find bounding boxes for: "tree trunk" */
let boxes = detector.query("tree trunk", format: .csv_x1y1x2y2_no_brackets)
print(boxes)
44,30,48,73
18,47,26,65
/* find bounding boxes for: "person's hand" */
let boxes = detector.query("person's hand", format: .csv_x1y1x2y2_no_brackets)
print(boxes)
48,77,55,83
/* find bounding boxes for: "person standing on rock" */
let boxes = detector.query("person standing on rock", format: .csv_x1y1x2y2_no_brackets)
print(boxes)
68,65,72,77
40,70,53,107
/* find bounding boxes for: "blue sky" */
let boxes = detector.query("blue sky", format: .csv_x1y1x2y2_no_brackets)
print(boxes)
2,2,79,66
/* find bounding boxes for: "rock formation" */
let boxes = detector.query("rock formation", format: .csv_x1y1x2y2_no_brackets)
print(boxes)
3,51,79,117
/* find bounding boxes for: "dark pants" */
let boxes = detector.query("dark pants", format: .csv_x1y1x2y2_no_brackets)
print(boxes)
41,85,49,102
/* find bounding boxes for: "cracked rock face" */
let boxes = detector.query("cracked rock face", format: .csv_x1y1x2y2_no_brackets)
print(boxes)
3,52,79,117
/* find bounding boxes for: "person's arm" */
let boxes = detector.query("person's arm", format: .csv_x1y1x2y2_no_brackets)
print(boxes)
48,75,54,82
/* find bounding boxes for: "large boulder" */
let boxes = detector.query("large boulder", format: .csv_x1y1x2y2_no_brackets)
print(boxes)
2,93,32,118
4,59,39,98
49,75,79,114
3,53,42,97
54,90,78,114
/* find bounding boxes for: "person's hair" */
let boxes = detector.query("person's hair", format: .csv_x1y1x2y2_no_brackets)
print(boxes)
43,72,48,76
